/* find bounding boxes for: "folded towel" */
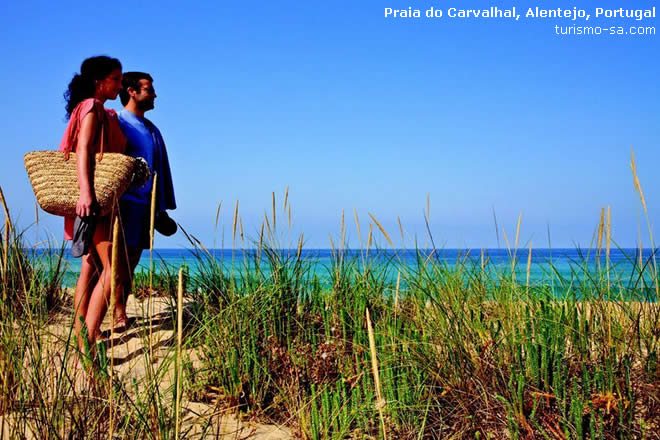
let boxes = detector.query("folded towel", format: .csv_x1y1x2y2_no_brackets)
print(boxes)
71,215,98,257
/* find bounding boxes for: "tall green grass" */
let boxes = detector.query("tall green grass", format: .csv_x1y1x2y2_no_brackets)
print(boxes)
1,181,658,439
0,194,187,439
182,201,658,439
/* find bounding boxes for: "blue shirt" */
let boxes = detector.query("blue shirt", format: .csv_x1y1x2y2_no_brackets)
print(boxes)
118,109,176,211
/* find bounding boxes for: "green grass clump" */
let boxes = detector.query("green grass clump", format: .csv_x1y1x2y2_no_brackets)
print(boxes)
1,184,659,439
183,202,659,439
0,210,187,439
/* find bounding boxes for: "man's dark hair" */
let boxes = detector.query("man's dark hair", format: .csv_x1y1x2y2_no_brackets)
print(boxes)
120,72,154,106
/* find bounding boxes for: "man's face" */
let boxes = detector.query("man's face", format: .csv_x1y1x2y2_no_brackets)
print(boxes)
131,79,157,112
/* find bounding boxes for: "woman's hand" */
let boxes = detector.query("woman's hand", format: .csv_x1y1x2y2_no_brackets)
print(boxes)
76,190,97,218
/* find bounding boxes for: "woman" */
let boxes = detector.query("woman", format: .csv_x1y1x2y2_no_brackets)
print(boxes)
60,56,126,353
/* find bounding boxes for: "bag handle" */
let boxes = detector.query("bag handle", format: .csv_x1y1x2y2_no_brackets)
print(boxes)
98,119,105,161
63,104,106,162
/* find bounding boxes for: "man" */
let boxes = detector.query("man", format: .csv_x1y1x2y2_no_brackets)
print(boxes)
113,72,177,326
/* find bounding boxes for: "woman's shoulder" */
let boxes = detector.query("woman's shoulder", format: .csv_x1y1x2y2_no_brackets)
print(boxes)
74,98,104,121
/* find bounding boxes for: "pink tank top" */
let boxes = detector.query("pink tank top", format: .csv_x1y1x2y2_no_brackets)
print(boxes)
59,98,127,240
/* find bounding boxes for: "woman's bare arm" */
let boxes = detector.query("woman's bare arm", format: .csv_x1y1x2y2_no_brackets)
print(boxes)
75,111,98,218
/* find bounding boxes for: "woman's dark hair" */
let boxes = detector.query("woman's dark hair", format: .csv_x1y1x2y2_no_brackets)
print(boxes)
64,56,122,119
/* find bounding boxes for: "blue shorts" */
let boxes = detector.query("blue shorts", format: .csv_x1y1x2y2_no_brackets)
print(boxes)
119,200,151,249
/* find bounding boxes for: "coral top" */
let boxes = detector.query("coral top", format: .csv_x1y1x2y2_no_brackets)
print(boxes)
58,98,126,240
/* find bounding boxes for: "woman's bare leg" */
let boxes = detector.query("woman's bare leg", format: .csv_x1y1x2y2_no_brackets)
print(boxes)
83,219,118,346
73,252,100,349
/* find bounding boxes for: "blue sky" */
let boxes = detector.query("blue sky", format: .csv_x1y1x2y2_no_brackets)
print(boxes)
0,0,658,249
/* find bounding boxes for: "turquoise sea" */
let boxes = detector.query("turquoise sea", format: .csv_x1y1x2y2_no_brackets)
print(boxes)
43,248,659,296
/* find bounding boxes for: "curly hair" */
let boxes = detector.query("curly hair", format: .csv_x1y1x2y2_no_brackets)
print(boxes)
64,56,122,119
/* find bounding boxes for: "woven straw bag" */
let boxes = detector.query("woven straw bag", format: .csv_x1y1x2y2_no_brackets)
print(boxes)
24,150,136,217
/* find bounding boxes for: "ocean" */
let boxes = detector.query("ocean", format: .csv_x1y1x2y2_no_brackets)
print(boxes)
44,248,658,292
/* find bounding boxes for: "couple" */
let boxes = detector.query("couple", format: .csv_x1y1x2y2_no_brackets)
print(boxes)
60,56,176,356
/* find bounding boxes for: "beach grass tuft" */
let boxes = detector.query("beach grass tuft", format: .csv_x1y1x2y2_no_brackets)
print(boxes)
0,183,659,438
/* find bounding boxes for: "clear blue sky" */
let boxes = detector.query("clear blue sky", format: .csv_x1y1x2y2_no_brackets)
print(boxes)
1,0,658,249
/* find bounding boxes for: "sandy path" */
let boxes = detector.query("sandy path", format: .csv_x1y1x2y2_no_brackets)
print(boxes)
106,294,292,439
2,294,292,440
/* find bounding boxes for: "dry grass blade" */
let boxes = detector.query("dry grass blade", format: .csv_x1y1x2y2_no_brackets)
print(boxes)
2,217,8,283
239,215,244,247
297,233,304,259
288,204,291,230
109,217,121,440
149,173,158,251
502,229,511,256
259,222,265,251
526,242,532,290
340,209,346,251
630,149,648,214
366,308,387,440
502,229,515,285
397,216,404,245
340,209,345,248
368,213,394,248
149,173,158,359
272,191,276,232
232,200,239,246
328,233,336,258
354,208,362,248
0,186,10,230
194,234,217,262
597,206,605,258
283,185,289,211
264,211,272,240
257,222,265,264
492,206,500,248
175,266,184,439
215,201,222,230
606,206,612,260
426,192,430,223
630,148,658,295
607,206,611,291
394,271,400,311
635,214,643,267
514,211,522,254
367,224,373,251
340,209,345,237
34,202,38,243
423,207,436,251
213,200,223,253
423,248,436,266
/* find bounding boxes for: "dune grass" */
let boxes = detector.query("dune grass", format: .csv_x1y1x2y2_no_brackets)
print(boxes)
179,225,658,439
0,182,659,439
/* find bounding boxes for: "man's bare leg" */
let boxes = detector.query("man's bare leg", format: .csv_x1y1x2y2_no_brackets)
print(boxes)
113,246,143,327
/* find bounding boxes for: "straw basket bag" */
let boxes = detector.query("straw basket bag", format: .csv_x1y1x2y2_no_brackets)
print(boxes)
24,150,136,217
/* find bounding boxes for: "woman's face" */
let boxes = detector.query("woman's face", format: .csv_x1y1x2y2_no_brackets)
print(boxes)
96,68,123,100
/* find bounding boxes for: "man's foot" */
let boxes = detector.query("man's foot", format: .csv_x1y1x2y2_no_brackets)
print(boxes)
112,315,133,333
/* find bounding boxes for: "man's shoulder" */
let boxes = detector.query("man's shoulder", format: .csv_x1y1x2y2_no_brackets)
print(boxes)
142,115,159,128
118,110,147,133
142,117,163,135
118,109,135,123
